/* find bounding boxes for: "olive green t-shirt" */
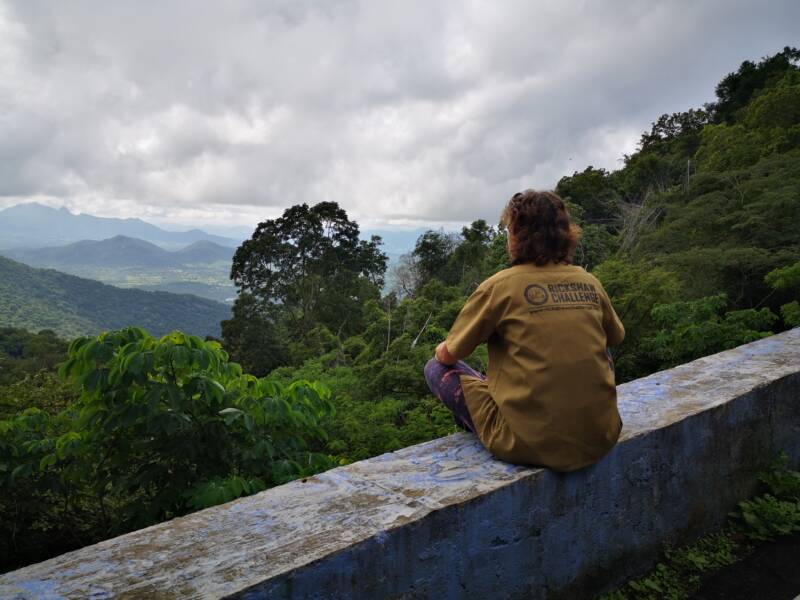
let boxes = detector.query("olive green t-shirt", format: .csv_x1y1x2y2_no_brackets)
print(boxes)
444,262,625,472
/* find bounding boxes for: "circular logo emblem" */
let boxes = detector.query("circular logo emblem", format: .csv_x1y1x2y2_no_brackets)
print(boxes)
524,284,549,306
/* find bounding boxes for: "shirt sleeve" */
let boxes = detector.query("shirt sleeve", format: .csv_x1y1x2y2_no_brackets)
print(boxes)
445,281,500,360
599,288,625,347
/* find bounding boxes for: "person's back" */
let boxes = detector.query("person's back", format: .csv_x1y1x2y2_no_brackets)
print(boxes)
425,190,625,472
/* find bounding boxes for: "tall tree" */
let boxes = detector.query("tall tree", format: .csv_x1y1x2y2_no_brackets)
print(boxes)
226,202,387,356
219,293,287,376
556,166,621,225
412,229,461,286
448,220,497,289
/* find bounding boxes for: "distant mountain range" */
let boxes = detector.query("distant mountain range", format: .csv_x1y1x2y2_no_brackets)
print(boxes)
4,235,234,270
0,203,442,300
0,256,230,339
0,203,242,249
0,202,438,256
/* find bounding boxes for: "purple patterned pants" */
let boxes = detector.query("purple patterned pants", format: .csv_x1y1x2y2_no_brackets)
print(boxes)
424,351,615,435
424,358,485,434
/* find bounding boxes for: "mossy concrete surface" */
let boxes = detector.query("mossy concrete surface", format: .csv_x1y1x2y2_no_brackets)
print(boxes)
1,328,798,599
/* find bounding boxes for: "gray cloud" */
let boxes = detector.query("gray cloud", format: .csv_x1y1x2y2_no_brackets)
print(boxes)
1,0,797,230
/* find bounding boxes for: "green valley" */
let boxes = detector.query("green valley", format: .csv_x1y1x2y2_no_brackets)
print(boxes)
0,256,231,339
2,235,237,303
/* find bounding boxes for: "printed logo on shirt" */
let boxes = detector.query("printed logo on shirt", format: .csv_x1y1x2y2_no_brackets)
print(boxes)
523,284,548,305
524,281,601,314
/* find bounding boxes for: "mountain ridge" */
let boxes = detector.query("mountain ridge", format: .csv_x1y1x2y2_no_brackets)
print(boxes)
0,203,242,249
4,235,234,269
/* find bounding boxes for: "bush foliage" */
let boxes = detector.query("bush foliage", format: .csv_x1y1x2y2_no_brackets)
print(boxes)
0,328,337,571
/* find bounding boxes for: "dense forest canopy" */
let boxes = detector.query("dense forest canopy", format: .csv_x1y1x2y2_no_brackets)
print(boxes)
2,48,799,573
222,201,388,374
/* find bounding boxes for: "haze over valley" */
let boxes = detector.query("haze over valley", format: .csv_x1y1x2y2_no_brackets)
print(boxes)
0,202,424,303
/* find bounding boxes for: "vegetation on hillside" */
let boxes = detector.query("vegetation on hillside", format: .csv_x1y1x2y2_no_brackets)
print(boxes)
0,256,231,339
1,234,237,304
0,328,67,387
0,328,337,571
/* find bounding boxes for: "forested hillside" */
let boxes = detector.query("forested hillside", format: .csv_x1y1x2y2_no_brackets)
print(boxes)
222,47,800,458
2,48,799,573
2,235,237,304
0,256,231,338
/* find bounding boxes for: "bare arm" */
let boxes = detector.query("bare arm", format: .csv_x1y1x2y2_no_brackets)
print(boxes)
435,340,457,366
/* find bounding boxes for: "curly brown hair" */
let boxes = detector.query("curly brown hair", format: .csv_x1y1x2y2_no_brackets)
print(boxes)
500,190,581,266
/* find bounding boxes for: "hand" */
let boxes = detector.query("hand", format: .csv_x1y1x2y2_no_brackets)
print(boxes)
435,341,456,366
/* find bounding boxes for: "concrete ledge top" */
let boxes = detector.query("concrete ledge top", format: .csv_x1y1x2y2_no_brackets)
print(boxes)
2,328,798,599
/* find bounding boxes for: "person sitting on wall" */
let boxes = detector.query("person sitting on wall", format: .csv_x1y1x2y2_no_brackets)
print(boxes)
424,189,625,472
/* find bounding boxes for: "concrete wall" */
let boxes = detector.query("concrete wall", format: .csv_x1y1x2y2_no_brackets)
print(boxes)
1,328,798,599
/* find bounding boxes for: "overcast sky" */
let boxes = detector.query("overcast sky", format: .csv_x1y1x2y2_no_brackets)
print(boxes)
1,1,797,233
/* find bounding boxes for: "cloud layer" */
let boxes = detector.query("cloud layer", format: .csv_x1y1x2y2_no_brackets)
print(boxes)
1,1,797,230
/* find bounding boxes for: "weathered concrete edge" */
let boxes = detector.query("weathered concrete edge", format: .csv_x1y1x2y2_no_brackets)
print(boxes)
210,328,800,597
238,370,800,599
1,328,798,599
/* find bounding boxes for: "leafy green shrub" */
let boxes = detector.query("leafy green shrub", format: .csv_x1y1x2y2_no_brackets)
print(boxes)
641,293,776,368
757,451,800,500
0,327,338,571
764,261,800,327
602,534,739,600
0,370,75,418
732,495,800,541
729,452,800,541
